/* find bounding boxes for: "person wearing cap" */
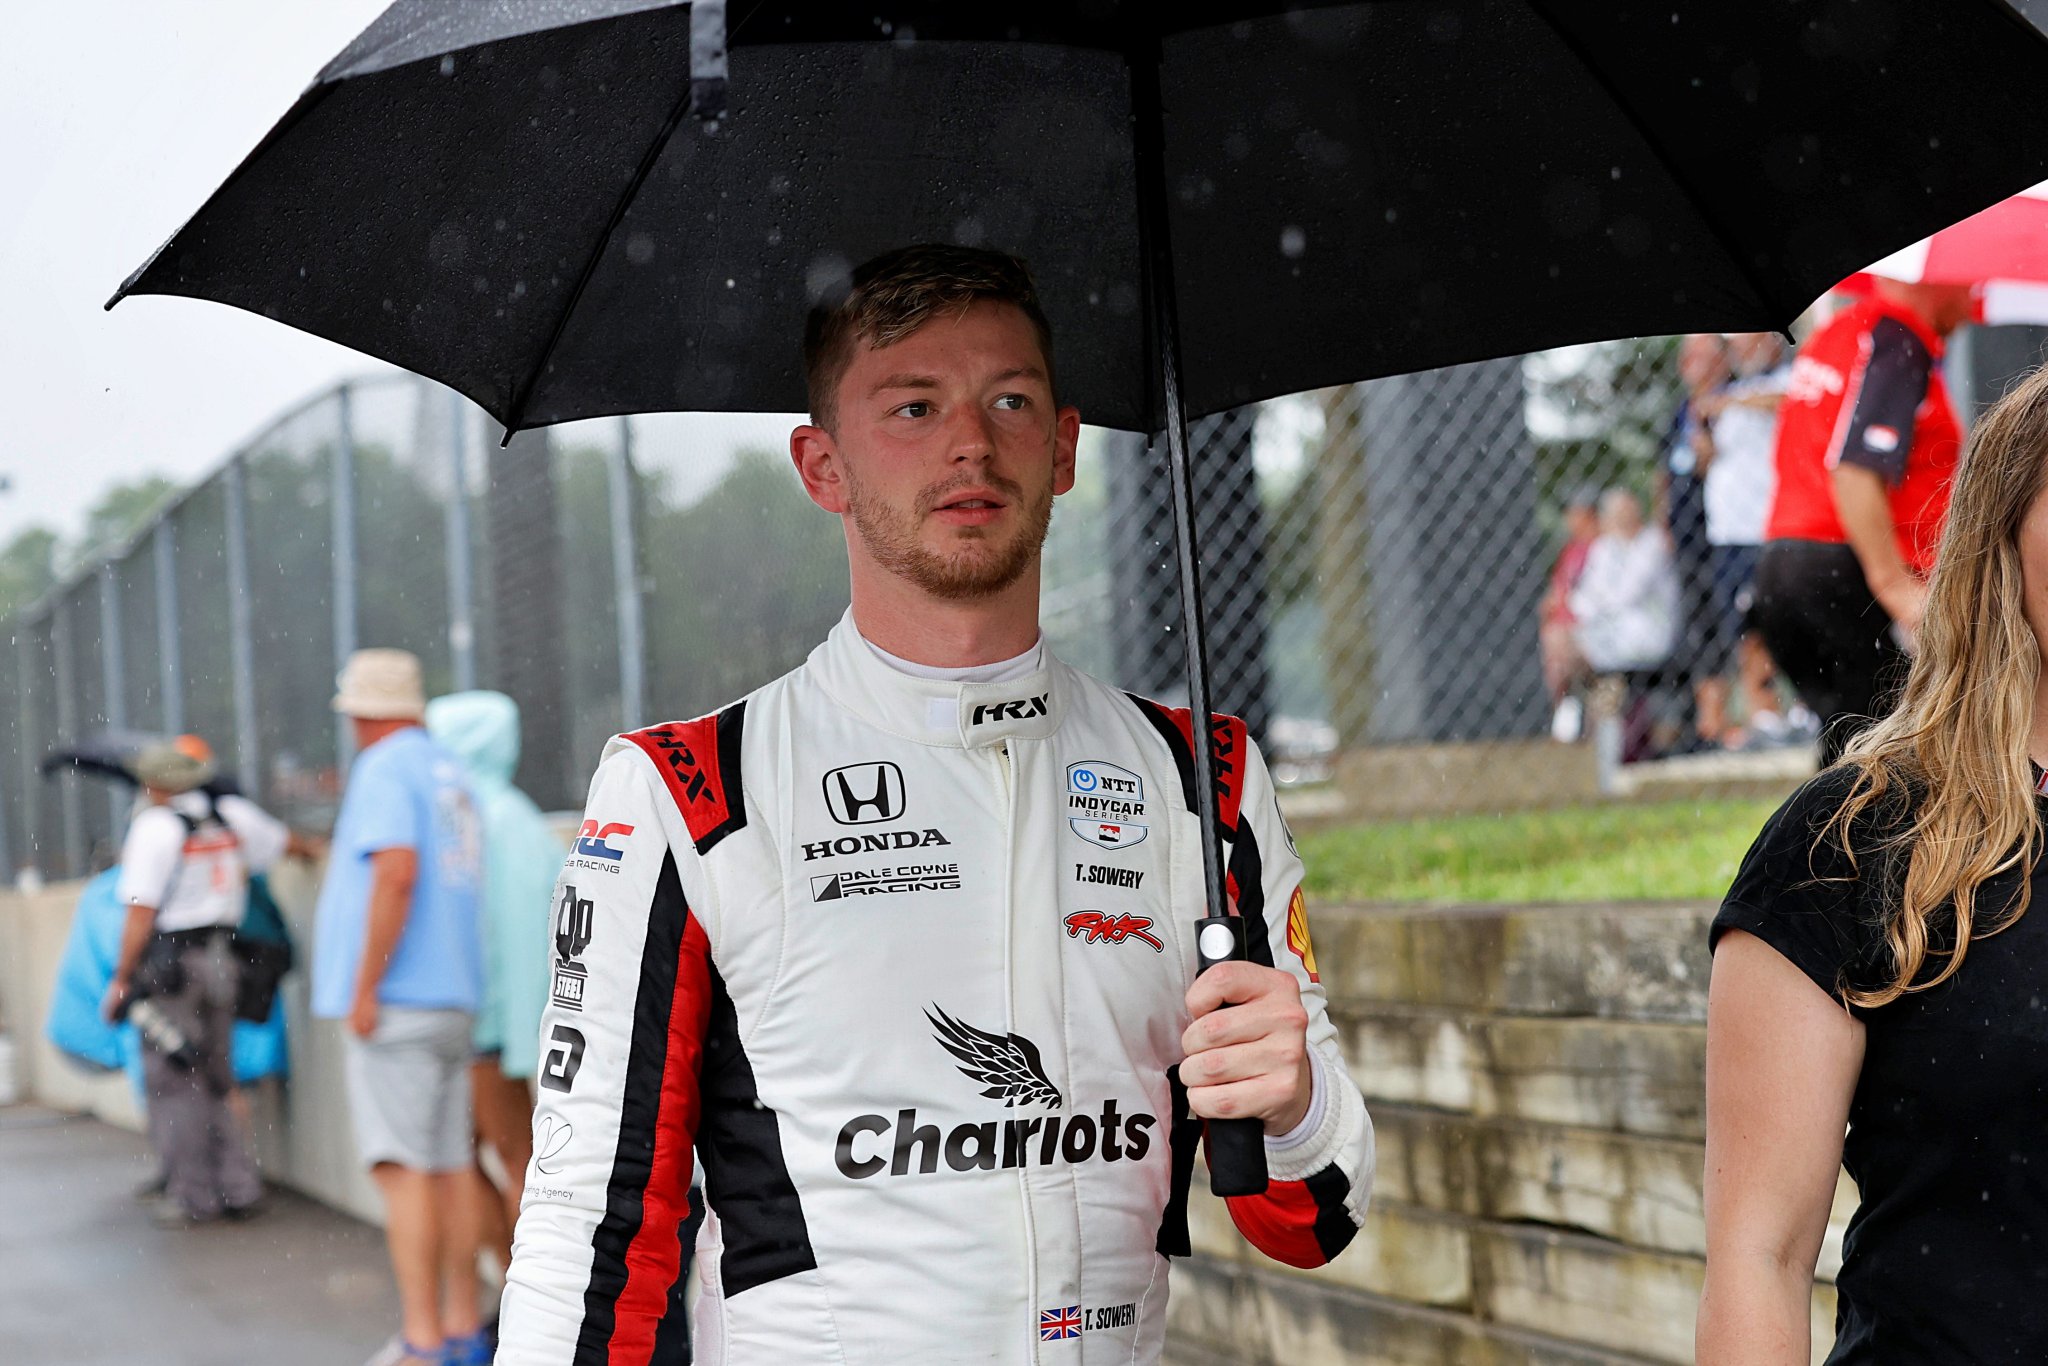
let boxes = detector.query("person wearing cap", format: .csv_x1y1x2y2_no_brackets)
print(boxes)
312,648,490,1366
102,734,293,1226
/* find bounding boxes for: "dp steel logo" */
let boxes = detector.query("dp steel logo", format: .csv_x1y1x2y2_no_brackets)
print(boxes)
823,762,906,826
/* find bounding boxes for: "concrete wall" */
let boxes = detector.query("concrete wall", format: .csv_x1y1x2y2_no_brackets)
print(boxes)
1165,902,1841,1366
3,880,1837,1359
0,864,382,1225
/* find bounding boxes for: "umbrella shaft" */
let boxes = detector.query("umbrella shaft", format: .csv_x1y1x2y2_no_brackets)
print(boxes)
1128,41,1231,930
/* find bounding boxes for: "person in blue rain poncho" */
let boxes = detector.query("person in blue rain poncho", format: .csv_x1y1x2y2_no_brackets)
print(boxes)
426,690,565,1274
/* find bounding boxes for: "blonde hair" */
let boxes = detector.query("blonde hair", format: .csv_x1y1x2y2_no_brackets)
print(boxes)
1829,362,2048,1007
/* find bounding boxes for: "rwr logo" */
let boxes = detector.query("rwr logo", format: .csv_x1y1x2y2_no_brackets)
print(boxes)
971,694,1049,725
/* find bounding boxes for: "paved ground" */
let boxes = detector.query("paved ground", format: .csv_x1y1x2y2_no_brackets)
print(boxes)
0,1104,400,1366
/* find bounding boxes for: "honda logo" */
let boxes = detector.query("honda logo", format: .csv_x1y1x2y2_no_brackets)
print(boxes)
823,762,906,825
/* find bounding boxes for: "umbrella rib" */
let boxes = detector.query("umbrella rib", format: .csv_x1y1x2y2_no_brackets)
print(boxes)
1521,0,1785,323
499,72,703,439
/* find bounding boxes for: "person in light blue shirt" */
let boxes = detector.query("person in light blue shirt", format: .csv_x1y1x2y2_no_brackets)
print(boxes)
313,648,490,1366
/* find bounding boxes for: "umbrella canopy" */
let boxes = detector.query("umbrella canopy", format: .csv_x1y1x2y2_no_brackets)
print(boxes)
39,729,170,787
112,1,2048,437
1846,181,2048,325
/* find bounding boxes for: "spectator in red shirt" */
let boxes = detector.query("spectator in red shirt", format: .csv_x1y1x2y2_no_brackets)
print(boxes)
1751,279,1974,764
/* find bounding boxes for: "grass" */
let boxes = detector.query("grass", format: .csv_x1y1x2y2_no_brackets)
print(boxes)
1297,796,1785,904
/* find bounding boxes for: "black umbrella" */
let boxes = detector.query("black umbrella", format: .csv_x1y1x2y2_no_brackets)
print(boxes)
38,729,166,787
111,1,2048,1193
40,730,246,799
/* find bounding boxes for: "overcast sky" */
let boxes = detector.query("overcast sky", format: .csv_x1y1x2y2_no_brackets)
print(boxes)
0,1,396,548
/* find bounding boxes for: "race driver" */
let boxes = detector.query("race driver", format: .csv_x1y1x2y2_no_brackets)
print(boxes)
1751,276,1974,764
497,244,1373,1365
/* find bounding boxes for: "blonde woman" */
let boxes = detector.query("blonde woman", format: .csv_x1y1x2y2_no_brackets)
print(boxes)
1698,362,2048,1363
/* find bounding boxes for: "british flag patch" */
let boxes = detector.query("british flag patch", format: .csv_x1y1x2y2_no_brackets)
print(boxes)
1039,1306,1083,1341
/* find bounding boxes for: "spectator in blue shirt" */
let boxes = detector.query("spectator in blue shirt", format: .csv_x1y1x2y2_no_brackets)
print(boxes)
313,648,490,1366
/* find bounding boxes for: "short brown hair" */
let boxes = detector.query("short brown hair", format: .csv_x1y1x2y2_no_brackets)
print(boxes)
803,244,1055,429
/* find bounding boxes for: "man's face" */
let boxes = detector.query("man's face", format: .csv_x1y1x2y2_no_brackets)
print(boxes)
1678,334,1728,392
793,301,1080,601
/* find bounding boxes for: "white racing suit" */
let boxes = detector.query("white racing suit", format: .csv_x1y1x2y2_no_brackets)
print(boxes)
499,615,1373,1365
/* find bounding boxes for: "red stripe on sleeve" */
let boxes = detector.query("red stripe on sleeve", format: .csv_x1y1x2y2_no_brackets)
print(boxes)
1225,1178,1331,1270
607,914,712,1365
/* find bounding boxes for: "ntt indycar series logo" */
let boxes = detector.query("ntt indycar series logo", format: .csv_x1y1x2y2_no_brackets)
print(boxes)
833,1005,1156,1180
1067,760,1148,850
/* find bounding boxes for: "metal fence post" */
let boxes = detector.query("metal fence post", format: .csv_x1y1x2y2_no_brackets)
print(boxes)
15,630,39,879
609,415,648,730
446,391,478,692
51,597,83,877
225,455,262,798
155,520,184,734
99,564,127,832
333,383,359,765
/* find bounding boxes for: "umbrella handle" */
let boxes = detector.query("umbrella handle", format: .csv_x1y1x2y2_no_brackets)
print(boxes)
1195,912,1270,1197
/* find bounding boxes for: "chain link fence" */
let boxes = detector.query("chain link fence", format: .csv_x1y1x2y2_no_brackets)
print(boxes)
8,332,1856,882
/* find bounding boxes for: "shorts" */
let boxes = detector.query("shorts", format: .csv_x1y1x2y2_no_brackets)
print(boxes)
1708,543,1762,661
1752,540,1909,764
342,1006,476,1172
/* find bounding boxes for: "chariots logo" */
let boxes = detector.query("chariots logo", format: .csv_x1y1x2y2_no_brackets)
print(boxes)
1066,760,1148,850
831,1005,1155,1180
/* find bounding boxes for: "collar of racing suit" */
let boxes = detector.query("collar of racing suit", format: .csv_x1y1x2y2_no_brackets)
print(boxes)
809,610,1064,750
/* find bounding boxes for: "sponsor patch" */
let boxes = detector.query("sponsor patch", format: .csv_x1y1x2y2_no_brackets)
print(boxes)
1066,760,1148,850
552,886,593,1011
533,1115,573,1175
1040,1307,1083,1342
1285,887,1320,983
802,827,952,862
823,762,906,825
811,863,962,900
971,694,1049,726
574,820,633,861
1863,423,1901,453
1037,1301,1137,1343
551,966,587,1011
540,1023,586,1094
829,1007,1156,1181
1064,910,1164,952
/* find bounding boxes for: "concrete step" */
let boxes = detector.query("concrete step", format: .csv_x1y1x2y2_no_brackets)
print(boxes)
1315,903,1716,1024
1165,1255,1672,1366
1336,1007,1708,1142
1368,1103,1854,1279
1183,1191,1837,1366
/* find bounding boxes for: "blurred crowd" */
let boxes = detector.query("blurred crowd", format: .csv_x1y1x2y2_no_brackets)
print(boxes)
1541,280,1970,765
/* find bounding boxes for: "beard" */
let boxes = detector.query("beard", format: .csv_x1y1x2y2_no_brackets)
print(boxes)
845,469,1055,601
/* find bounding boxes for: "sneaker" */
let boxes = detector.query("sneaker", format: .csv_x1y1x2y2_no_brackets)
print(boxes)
362,1336,442,1366
1551,696,1584,744
444,1330,492,1366
133,1171,168,1202
222,1198,267,1222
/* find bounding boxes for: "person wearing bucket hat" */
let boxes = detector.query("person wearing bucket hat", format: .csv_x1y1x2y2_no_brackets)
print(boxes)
314,649,490,1366
103,733,294,1227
